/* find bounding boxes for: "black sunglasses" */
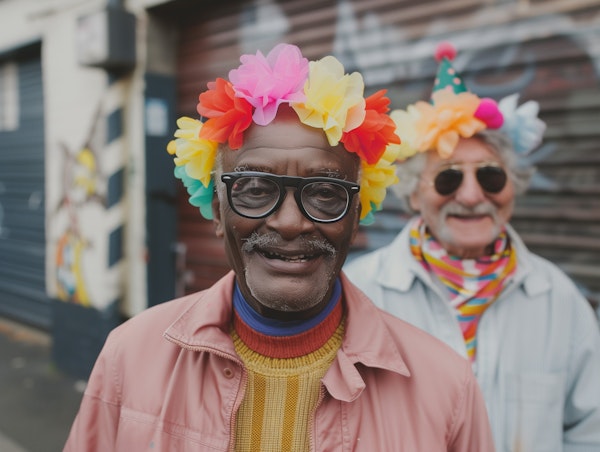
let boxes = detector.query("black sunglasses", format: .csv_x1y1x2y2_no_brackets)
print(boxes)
432,164,508,196
220,171,360,223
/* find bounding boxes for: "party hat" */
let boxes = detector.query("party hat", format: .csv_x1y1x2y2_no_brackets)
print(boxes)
387,42,506,159
432,42,467,94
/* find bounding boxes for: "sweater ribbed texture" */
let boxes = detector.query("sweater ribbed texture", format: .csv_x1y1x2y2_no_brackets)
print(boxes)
232,320,344,451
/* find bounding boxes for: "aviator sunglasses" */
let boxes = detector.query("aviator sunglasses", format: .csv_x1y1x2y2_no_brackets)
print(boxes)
432,163,508,196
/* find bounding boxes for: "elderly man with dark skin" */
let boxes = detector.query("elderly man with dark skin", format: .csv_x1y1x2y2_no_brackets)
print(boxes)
64,43,495,452
345,43,600,452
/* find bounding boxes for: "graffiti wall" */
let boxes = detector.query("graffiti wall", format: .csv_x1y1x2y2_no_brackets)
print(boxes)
45,79,126,311
50,107,106,307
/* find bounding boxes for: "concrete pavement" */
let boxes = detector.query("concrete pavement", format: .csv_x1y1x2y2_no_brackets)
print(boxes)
0,431,27,452
0,317,84,452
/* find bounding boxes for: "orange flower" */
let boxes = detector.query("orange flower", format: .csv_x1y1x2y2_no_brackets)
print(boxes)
341,90,401,164
197,78,253,149
413,89,486,158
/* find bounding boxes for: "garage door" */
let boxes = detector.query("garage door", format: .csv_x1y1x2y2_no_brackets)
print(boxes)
0,43,51,328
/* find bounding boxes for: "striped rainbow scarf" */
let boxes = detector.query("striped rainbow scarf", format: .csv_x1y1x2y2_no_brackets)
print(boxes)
409,219,516,361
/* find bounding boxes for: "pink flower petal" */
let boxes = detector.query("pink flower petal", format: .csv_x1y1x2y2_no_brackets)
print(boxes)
229,44,308,126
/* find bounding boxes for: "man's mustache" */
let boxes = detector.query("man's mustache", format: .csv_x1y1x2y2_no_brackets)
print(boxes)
241,232,336,256
441,202,498,220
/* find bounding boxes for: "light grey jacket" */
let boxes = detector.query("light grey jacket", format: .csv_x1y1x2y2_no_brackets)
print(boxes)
345,218,600,452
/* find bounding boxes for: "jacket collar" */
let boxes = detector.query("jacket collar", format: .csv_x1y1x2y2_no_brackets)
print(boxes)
375,217,551,298
325,273,410,402
164,272,240,361
376,217,433,292
164,271,411,403
504,224,551,297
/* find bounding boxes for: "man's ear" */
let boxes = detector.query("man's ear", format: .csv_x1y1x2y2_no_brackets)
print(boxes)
212,193,224,238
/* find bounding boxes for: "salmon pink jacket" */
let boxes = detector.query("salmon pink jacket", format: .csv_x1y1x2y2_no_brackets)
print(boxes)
64,271,495,451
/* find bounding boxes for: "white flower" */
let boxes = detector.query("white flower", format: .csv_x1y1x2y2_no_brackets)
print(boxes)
498,93,546,155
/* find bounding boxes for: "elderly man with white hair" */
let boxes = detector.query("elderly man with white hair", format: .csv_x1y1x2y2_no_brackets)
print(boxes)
345,43,600,452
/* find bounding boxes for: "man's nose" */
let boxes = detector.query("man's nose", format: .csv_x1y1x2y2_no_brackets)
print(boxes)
453,170,486,206
265,188,315,238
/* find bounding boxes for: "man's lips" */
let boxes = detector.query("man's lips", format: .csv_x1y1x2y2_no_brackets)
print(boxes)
250,247,325,274
259,249,320,262
448,214,490,221
241,232,336,267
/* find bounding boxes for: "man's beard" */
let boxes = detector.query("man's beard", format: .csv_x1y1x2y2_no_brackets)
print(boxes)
241,231,337,312
435,201,502,249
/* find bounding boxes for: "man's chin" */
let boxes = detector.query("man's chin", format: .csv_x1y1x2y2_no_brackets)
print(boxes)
245,272,328,313
436,229,498,258
249,291,324,314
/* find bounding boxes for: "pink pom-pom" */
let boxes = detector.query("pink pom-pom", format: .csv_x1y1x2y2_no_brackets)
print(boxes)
474,98,504,129
435,42,457,62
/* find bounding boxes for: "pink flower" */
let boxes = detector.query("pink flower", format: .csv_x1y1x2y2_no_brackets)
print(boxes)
228,43,309,126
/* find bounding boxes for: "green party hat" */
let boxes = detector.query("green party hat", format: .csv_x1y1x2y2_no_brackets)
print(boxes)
432,42,467,94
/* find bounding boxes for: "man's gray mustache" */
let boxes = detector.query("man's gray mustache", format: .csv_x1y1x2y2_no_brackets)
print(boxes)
241,232,336,256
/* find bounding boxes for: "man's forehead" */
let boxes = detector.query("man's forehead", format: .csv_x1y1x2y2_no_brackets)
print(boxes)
426,138,501,167
222,122,357,174
244,115,330,150
221,146,359,176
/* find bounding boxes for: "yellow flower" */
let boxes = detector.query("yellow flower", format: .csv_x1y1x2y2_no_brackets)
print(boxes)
168,116,218,187
387,108,420,161
413,89,486,158
292,56,366,146
359,145,399,221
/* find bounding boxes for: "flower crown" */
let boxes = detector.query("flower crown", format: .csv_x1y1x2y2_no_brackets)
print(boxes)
390,42,545,161
167,43,402,225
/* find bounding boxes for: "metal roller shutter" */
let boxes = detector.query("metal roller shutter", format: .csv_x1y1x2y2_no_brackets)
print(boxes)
0,43,51,327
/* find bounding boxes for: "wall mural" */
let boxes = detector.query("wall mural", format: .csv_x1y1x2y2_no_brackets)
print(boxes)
51,106,107,306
